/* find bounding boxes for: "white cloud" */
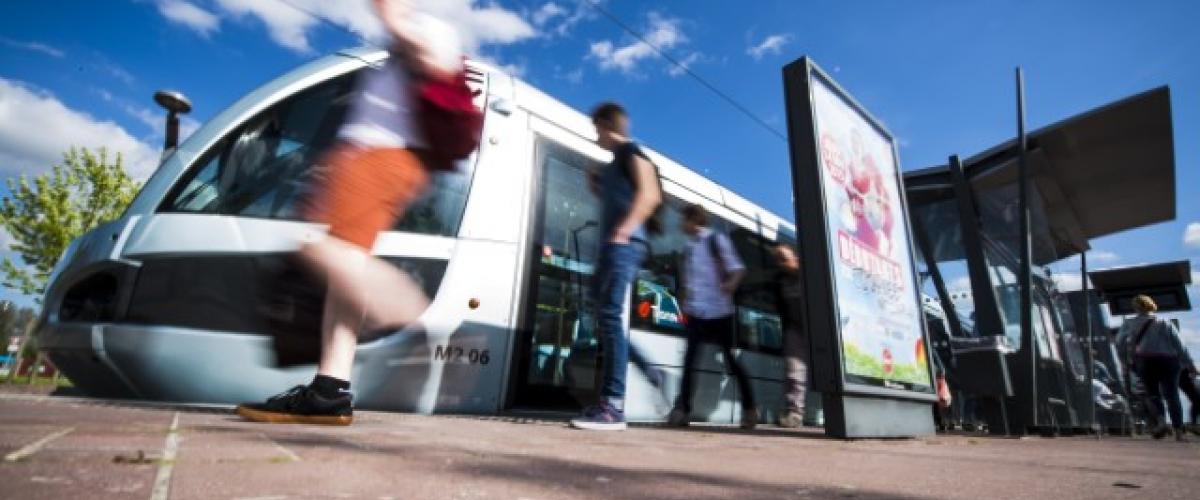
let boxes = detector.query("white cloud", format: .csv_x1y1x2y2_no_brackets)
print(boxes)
747,33,792,60
1185,222,1200,250
531,2,566,26
0,37,65,58
157,0,221,37
533,1,594,37
1051,271,1088,292
588,13,685,74
0,78,160,179
206,0,534,55
0,228,12,251
667,52,701,77
214,0,320,53
947,276,972,294
554,66,584,84
99,61,136,86
1090,250,1119,263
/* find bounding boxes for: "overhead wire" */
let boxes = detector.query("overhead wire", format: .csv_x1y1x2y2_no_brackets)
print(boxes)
576,0,788,141
270,0,787,142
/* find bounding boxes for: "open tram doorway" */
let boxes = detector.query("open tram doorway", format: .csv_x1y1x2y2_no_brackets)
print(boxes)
509,136,609,411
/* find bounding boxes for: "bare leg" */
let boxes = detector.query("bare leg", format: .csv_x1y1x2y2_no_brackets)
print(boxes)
299,238,431,380
317,293,360,380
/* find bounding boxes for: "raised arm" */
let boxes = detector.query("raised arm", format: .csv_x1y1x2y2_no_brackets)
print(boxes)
375,0,462,81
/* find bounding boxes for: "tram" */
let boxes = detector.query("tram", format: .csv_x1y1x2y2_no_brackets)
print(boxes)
37,47,796,424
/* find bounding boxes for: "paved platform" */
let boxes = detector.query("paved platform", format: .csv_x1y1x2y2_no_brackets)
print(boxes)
0,393,1197,500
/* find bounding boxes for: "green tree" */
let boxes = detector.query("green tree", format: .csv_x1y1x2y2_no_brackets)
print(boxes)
0,147,142,298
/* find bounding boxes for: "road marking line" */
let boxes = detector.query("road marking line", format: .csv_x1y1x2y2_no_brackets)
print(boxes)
259,432,301,462
150,412,181,500
3,427,75,462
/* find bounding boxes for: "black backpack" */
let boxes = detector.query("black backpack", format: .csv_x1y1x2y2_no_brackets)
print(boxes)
616,142,665,236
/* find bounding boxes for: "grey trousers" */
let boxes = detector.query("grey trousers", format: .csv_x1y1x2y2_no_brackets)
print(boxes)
783,326,810,414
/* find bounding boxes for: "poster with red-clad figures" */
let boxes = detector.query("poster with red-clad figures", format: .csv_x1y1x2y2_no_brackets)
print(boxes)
810,75,932,390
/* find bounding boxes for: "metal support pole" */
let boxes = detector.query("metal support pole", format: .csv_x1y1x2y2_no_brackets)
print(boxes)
912,216,965,339
1081,252,1098,437
1016,67,1037,429
947,155,1006,339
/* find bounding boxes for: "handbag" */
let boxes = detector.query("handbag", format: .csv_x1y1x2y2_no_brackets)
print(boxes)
413,64,483,171
1124,318,1157,378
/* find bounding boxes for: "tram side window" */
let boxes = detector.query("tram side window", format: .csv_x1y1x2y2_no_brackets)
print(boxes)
160,70,477,238
730,228,784,354
630,198,785,353
631,196,690,335
162,75,354,219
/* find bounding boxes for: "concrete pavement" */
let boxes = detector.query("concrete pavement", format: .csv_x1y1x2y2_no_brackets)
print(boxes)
1,393,1197,500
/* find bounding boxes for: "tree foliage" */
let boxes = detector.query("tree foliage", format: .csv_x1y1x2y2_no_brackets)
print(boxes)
0,302,36,356
0,147,142,298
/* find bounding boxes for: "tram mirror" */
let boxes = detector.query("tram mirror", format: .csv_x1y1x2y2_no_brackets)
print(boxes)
783,57,936,438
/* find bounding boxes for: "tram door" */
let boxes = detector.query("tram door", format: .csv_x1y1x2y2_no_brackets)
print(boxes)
511,136,608,410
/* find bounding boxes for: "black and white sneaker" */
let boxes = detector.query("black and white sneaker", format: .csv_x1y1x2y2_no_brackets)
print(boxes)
236,385,353,426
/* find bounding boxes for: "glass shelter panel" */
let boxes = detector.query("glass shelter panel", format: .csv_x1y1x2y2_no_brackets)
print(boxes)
908,197,977,336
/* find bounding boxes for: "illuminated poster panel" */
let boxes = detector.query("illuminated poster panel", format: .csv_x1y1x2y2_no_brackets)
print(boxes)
809,75,932,391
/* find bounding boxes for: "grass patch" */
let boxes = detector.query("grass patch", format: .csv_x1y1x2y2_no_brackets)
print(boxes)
0,375,73,387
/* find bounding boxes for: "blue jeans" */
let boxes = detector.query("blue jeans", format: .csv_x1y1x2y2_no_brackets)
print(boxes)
592,241,647,410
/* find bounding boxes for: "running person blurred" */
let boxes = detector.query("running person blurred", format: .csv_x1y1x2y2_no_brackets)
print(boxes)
237,0,467,426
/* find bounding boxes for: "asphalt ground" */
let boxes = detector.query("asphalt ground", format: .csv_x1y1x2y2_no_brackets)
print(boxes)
1,392,1197,500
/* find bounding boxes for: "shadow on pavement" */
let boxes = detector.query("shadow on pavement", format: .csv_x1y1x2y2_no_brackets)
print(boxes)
265,429,928,500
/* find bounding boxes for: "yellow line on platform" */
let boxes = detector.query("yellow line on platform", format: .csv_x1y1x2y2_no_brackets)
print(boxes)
259,432,301,462
3,426,75,462
150,412,181,500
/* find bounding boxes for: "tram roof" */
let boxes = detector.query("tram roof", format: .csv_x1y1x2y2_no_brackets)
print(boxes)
905,86,1175,266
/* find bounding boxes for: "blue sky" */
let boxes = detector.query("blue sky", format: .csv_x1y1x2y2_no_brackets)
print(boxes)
0,0,1197,348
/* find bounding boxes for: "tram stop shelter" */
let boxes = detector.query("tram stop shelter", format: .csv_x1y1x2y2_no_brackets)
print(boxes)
1089,260,1194,316
903,86,1176,435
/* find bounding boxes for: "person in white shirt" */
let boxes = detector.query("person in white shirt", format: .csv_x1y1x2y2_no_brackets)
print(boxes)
667,203,759,429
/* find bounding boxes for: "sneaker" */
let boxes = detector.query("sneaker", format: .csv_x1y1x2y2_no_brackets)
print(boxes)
666,408,689,427
1150,423,1170,440
236,385,353,426
644,367,665,389
570,403,627,431
741,407,759,430
645,369,673,416
778,410,803,429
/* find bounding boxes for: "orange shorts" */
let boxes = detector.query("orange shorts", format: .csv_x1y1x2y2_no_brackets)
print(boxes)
304,145,429,250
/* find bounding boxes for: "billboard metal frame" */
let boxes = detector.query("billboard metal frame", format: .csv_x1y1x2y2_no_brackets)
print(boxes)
783,57,936,438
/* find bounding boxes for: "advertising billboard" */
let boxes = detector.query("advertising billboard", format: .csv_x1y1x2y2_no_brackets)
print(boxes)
810,76,932,392
784,58,936,413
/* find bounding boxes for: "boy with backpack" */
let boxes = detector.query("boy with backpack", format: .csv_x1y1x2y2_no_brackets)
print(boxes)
569,102,664,431
667,203,758,429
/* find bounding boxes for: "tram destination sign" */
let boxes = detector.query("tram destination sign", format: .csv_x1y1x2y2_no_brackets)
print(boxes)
783,57,936,437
